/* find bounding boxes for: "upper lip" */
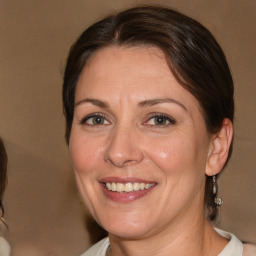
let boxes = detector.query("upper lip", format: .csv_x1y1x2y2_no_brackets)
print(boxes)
99,177,157,184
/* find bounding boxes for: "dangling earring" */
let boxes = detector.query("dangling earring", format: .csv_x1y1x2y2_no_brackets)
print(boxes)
213,174,223,206
0,201,8,228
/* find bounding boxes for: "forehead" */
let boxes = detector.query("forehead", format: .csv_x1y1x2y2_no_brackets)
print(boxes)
75,46,200,110
82,45,170,84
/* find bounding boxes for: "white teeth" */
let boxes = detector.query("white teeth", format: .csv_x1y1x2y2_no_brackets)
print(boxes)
111,182,116,191
145,184,150,189
125,183,133,192
133,183,141,191
116,183,124,192
106,183,111,190
105,182,155,192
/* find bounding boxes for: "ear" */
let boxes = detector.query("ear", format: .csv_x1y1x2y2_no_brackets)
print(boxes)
205,118,233,176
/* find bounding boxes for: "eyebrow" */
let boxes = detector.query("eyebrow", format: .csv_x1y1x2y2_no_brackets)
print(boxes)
138,98,187,111
75,98,109,108
75,97,187,111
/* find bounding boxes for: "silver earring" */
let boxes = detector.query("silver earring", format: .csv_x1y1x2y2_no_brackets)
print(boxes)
213,174,223,206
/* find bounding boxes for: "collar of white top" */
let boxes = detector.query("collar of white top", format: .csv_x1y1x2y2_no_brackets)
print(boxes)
214,228,243,256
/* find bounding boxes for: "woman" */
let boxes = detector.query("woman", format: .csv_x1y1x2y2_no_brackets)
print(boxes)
62,6,256,256
0,138,11,255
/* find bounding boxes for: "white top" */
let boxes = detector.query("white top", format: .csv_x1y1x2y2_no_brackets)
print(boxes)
0,237,11,256
215,228,243,255
81,238,109,256
81,229,256,256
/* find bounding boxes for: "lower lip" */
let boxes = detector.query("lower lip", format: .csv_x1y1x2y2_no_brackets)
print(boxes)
100,183,156,203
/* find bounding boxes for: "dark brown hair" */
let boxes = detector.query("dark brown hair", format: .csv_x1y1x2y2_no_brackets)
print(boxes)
62,5,234,220
0,138,8,216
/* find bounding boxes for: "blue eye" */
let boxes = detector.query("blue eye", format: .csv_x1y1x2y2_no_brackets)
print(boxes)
80,114,109,126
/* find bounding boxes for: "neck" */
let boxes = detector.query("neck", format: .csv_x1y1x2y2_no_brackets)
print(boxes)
108,212,228,256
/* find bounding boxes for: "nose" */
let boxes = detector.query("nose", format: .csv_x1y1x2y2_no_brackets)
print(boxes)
104,125,143,168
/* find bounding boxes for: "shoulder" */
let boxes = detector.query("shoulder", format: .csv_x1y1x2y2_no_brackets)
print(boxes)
80,237,109,256
243,243,256,256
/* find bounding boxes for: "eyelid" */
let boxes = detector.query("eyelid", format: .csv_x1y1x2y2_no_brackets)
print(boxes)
143,113,176,126
79,113,111,125
78,112,175,127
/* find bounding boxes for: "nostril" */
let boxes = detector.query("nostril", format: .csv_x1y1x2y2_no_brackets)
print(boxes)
123,159,137,166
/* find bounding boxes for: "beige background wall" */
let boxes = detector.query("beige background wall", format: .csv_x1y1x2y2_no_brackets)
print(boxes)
0,0,255,255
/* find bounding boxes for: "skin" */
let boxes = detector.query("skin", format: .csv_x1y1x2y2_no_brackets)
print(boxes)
69,46,233,255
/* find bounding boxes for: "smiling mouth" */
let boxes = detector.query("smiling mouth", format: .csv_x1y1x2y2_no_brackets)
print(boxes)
104,182,156,192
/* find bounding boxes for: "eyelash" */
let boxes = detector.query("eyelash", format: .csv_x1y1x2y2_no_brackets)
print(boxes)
79,113,110,126
79,113,176,127
144,113,176,127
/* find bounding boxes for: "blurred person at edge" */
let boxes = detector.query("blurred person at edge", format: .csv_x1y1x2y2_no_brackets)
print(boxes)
62,5,256,256
0,138,11,256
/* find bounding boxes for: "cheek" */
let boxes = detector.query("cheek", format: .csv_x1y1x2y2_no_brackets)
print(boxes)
69,131,104,173
146,134,198,174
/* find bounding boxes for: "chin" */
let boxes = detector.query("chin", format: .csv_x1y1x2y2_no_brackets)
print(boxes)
97,213,156,239
106,225,153,239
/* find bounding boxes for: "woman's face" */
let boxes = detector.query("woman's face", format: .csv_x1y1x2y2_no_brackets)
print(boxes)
69,46,213,239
